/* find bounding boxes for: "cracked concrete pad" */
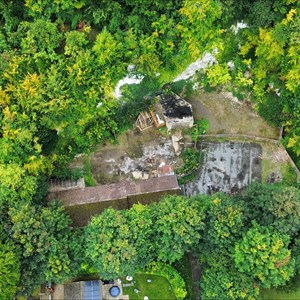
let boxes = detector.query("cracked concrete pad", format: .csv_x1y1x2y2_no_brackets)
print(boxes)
185,141,262,196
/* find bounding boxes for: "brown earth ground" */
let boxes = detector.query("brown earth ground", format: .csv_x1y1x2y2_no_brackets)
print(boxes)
89,127,182,184
186,89,280,138
84,89,294,185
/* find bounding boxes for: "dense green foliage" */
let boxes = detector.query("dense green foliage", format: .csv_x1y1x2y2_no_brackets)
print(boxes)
1,0,300,298
198,184,300,300
201,0,300,167
234,223,294,288
0,240,20,300
82,183,300,299
0,0,223,295
84,204,155,279
84,196,204,278
177,148,204,184
9,201,81,294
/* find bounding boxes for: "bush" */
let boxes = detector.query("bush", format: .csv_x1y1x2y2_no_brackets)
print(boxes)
177,148,204,184
83,157,96,187
51,167,83,181
191,119,209,142
170,80,194,97
145,262,187,300
113,76,159,132
257,93,284,126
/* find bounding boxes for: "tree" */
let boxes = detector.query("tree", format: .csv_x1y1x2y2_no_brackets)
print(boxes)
241,183,300,236
84,208,142,279
16,19,62,68
0,240,21,300
234,222,295,288
24,0,85,18
292,235,300,277
178,0,224,58
64,30,89,56
124,203,156,268
9,201,75,293
199,195,246,258
201,259,259,300
153,195,205,263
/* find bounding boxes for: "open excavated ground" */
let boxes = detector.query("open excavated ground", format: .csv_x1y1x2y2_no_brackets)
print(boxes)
90,128,181,184
185,141,262,196
186,89,280,138
75,90,296,193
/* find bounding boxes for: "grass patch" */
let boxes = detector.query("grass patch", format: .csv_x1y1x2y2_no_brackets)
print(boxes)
261,157,274,183
281,164,298,185
122,273,176,300
83,156,96,186
261,276,300,300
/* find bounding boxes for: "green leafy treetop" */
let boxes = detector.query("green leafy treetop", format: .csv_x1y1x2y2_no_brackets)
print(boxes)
0,239,21,300
84,206,154,279
201,259,260,300
234,222,295,289
153,195,205,263
9,201,79,294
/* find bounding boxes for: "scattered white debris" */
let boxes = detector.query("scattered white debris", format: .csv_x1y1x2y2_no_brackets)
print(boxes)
173,52,216,82
227,61,235,70
231,21,248,34
114,74,144,98
118,156,135,174
127,64,135,72
159,161,166,167
105,158,116,163
132,171,149,180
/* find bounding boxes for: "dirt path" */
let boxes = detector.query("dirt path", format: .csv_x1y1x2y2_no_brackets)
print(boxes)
186,90,280,139
189,253,201,300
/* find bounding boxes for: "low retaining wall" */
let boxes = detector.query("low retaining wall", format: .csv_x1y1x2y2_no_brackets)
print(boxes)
48,175,180,226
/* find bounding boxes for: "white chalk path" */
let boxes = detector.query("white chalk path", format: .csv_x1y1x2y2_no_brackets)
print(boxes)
113,52,215,98
112,21,248,99
113,74,144,98
173,52,216,82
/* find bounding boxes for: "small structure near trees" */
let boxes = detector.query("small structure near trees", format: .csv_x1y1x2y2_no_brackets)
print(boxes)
135,92,193,131
159,92,194,131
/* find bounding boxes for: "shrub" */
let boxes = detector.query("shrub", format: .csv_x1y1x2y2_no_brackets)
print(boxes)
191,119,209,142
177,148,204,184
145,262,187,300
